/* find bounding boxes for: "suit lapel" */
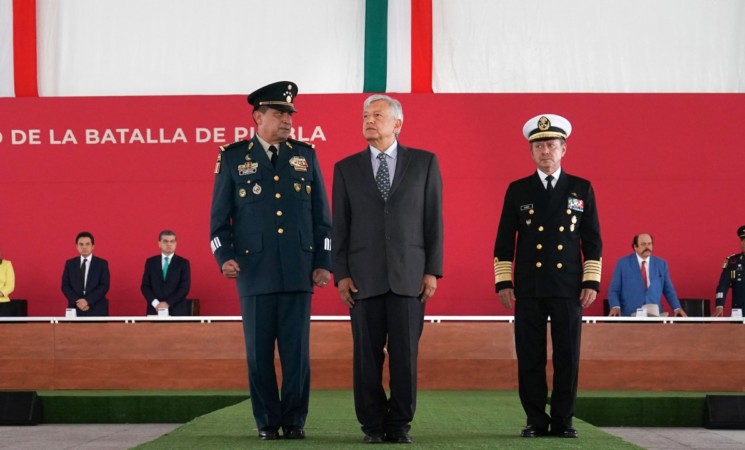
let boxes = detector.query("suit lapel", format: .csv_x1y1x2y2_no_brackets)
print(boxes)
356,148,383,202
275,140,293,172
388,144,409,200
248,136,273,171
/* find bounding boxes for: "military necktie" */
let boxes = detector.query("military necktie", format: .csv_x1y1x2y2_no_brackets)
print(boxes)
268,145,278,168
545,174,554,196
163,256,170,280
375,153,391,201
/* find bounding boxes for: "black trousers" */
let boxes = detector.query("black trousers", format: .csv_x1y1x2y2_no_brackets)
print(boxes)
239,292,311,430
349,291,425,435
514,296,582,430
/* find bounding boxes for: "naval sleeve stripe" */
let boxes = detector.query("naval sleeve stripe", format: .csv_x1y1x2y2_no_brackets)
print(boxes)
324,238,331,251
210,237,221,254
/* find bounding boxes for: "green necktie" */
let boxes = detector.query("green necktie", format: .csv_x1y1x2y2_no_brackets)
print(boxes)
163,256,170,280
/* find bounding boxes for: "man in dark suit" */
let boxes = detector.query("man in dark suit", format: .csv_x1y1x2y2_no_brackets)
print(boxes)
210,81,332,441
608,233,686,317
333,94,443,444
494,114,602,439
141,230,191,316
61,231,110,316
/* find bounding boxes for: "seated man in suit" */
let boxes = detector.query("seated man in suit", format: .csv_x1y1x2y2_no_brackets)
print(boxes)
61,231,110,316
608,233,687,317
141,230,191,316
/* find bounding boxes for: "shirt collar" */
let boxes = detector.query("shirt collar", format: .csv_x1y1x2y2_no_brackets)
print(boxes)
370,141,398,160
537,168,562,183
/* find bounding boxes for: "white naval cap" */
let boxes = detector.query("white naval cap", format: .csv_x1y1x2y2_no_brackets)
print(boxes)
522,114,572,142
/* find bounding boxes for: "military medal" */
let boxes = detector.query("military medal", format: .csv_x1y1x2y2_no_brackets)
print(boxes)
526,219,532,226
294,183,301,192
571,216,577,224
289,156,309,172
570,224,575,232
253,184,262,195
238,188,247,198
306,185,312,194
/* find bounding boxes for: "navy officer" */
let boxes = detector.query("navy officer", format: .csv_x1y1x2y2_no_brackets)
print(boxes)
210,81,332,441
714,225,745,317
494,114,602,439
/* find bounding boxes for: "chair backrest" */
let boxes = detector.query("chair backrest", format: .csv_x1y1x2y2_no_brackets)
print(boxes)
185,298,200,316
679,298,711,317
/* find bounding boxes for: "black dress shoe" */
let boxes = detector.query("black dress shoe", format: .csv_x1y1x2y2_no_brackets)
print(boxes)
386,432,413,443
363,433,385,444
258,427,280,440
551,426,579,438
283,426,305,439
520,424,548,437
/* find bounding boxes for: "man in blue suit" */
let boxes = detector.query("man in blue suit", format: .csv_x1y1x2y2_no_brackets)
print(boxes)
210,81,332,441
61,231,110,316
608,233,687,317
141,230,191,316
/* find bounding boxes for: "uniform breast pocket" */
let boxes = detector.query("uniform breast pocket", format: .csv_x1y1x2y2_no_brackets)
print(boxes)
235,233,263,256
290,171,313,201
236,173,264,203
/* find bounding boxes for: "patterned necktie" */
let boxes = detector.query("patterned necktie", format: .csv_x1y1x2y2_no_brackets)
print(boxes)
376,153,391,201
641,260,648,289
80,258,87,289
545,174,554,196
268,145,278,168
163,256,170,280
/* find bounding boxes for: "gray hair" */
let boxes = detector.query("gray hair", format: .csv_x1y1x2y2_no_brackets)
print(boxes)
364,94,404,135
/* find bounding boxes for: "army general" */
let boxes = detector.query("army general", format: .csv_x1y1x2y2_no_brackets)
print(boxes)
493,114,602,439
210,81,332,441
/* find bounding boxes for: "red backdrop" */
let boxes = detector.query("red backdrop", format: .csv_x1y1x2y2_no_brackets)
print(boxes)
0,93,742,316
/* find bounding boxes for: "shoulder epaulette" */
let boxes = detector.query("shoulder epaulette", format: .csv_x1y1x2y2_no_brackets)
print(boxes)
219,139,249,152
287,138,315,149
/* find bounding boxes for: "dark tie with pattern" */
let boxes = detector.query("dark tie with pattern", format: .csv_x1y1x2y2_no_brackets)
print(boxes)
80,258,87,291
545,174,554,196
376,153,391,201
268,145,278,168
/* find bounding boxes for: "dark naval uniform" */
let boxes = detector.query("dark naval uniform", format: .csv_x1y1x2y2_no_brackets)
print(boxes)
716,253,744,309
494,171,602,433
493,113,602,438
210,134,332,432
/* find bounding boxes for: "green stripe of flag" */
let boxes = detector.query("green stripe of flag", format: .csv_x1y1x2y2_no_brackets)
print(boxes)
363,0,388,92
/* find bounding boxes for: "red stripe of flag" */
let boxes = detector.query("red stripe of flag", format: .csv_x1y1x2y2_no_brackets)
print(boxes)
411,0,432,93
13,0,38,97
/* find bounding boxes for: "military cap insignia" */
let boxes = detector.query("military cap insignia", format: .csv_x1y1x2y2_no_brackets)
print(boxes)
289,156,309,172
537,116,551,131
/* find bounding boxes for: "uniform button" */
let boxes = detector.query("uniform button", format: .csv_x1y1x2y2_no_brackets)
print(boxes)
278,228,284,234
538,226,544,232
557,263,563,269
276,211,283,216
536,244,542,250
557,244,564,251
536,262,542,268
274,175,280,181
245,250,249,254
566,209,572,215
559,226,565,232
275,193,281,199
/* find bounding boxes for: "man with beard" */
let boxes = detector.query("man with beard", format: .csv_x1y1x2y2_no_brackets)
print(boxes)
607,233,687,317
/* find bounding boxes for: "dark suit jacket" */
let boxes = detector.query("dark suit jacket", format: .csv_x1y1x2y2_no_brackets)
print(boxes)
61,255,110,316
332,144,444,299
141,254,191,316
494,171,602,298
608,253,681,316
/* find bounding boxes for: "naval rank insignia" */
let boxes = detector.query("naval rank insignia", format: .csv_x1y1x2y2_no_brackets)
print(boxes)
289,156,308,172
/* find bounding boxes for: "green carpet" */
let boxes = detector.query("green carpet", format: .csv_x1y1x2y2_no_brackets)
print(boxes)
133,391,643,449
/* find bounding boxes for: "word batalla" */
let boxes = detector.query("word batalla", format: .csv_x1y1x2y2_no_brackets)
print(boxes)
0,126,326,145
